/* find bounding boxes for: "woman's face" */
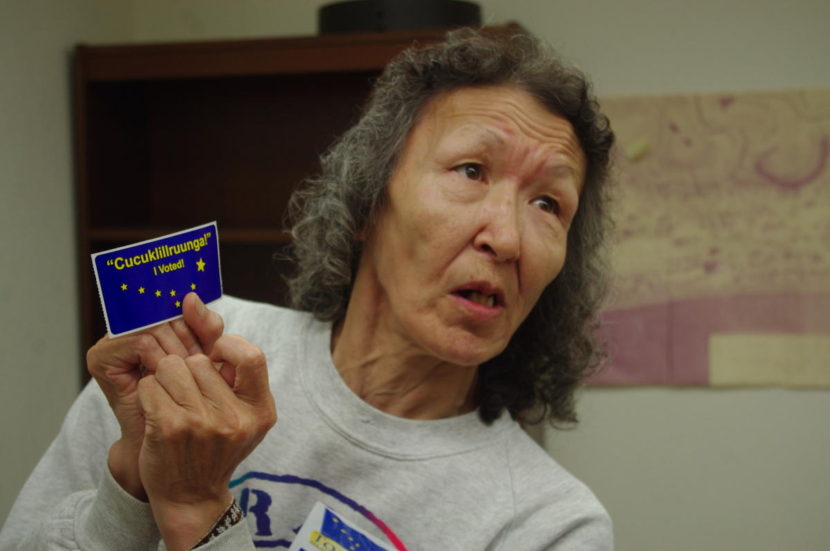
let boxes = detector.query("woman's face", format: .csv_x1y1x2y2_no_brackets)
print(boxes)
355,85,586,366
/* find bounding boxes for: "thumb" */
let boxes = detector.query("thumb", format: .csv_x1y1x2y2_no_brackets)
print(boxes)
182,292,224,355
209,335,271,405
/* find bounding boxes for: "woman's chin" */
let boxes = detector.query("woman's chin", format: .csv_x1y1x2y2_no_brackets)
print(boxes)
428,331,507,368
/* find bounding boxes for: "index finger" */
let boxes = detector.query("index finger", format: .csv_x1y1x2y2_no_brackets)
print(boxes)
208,335,270,405
182,292,224,355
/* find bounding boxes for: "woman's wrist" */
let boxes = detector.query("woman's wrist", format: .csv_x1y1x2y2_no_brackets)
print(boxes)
150,492,235,551
192,499,244,549
108,439,147,501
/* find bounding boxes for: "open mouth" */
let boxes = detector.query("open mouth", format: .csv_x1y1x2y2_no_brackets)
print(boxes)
453,289,498,308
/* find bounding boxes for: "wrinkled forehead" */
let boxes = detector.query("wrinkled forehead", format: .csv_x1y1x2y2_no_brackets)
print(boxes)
405,85,587,179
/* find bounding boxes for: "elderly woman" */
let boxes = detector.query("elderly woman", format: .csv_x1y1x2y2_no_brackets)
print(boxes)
1,28,614,550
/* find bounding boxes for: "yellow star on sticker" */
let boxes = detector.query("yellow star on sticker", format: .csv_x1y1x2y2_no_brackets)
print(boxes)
120,283,128,291
155,290,162,297
170,289,176,297
174,300,181,308
190,283,197,290
196,258,206,272
138,287,145,294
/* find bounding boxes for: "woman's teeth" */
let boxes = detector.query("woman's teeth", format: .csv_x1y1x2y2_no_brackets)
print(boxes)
465,290,495,307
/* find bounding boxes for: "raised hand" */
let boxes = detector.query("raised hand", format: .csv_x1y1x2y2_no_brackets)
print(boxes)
136,335,277,550
85,292,224,499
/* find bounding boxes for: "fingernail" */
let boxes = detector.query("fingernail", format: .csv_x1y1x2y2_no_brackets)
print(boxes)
194,293,206,317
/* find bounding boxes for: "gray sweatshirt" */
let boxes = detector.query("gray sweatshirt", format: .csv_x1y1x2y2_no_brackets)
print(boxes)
0,296,612,550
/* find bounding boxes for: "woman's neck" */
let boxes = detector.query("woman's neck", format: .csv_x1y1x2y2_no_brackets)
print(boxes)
330,312,479,420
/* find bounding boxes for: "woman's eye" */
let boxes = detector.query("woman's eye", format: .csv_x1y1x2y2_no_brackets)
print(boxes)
532,196,559,214
455,163,484,180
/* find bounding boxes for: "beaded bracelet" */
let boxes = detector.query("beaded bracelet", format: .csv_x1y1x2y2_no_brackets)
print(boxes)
192,499,244,549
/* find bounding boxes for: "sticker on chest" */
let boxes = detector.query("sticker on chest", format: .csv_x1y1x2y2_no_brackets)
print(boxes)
289,501,393,551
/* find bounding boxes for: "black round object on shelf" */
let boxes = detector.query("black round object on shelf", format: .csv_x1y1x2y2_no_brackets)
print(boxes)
319,0,481,34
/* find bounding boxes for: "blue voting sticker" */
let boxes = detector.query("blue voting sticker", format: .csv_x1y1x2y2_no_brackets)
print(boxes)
92,222,222,336
289,502,393,551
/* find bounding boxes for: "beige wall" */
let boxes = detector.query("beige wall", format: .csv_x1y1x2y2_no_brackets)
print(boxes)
0,0,133,525
2,1,828,549
546,388,830,550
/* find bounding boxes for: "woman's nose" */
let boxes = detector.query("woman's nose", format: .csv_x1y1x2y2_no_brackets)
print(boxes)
473,188,521,262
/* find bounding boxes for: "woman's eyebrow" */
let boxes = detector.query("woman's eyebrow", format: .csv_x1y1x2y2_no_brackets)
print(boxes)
442,125,584,183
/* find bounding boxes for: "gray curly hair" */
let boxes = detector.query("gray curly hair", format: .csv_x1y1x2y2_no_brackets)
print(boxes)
287,27,614,425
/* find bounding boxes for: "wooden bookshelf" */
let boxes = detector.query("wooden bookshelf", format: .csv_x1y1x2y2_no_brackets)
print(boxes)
73,25,516,380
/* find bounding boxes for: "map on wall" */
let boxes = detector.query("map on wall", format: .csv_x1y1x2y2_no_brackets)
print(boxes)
590,89,830,387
